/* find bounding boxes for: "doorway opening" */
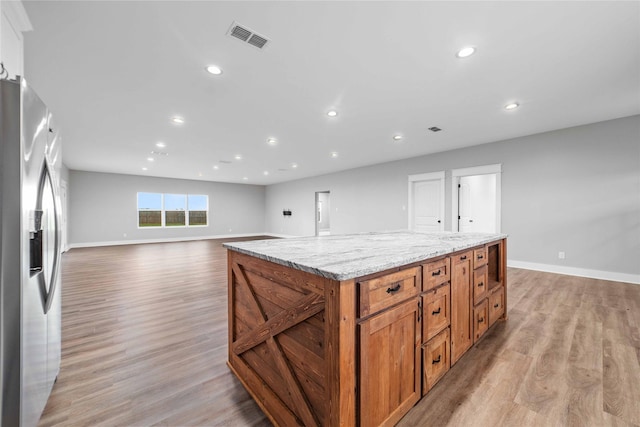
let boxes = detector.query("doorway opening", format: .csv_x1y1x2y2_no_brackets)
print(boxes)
408,172,445,232
452,164,501,233
315,191,331,236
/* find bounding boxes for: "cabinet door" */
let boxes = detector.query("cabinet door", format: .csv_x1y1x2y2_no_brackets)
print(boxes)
422,328,450,395
474,299,489,342
360,298,421,427
473,265,488,306
488,286,505,327
423,257,450,292
451,251,473,365
422,284,450,342
359,266,421,317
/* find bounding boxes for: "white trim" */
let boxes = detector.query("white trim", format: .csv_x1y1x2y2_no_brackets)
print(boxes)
2,1,33,33
508,259,640,285
408,171,445,232
67,232,280,249
451,164,502,233
408,171,445,182
452,164,502,178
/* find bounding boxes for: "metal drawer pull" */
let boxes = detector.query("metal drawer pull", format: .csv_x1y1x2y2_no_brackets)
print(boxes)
460,255,467,260
477,254,484,259
432,270,442,276
432,307,441,315
478,317,484,323
494,303,500,308
477,282,484,287
386,283,401,294
432,355,441,364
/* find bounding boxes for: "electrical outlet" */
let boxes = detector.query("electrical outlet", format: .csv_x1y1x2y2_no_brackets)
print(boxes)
558,251,565,259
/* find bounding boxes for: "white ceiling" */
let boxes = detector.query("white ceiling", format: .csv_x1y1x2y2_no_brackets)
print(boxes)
22,1,640,185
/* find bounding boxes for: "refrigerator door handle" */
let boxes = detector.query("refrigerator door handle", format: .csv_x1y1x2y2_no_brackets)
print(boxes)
33,158,61,314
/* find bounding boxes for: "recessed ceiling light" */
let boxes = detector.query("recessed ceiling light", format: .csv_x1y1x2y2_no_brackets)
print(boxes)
147,157,154,162
331,151,339,158
266,137,277,146
263,171,269,176
242,177,248,181
291,163,298,169
171,116,184,125
198,172,203,177
456,46,476,58
327,110,338,117
156,142,166,148
205,65,223,75
393,135,403,141
504,102,520,110
213,165,219,170
234,154,242,160
142,167,148,171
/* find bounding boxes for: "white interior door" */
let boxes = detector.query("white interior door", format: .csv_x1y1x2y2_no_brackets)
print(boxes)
408,172,444,232
315,191,330,236
458,174,497,233
413,180,442,232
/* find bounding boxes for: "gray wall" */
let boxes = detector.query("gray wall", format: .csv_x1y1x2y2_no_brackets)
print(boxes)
69,171,265,245
265,115,640,276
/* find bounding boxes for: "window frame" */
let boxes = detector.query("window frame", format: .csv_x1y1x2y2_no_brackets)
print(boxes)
136,192,209,229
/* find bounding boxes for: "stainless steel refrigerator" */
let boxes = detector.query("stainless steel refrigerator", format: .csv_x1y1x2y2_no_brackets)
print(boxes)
1,77,62,427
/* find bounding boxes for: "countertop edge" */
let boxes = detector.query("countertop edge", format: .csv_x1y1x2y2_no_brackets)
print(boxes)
224,234,507,281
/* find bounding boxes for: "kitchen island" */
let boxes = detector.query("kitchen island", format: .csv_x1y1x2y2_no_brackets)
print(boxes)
225,231,507,427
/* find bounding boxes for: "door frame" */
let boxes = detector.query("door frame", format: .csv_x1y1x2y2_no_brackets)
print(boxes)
408,171,445,232
315,191,330,236
451,164,502,233
60,178,68,252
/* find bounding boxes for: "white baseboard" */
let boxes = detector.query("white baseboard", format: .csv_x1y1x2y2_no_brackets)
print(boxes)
508,260,640,285
68,232,277,249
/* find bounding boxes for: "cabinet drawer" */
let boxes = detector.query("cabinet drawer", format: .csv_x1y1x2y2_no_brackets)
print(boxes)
422,327,450,395
473,265,488,306
358,266,421,317
474,246,488,269
423,257,450,292
488,286,505,327
474,299,489,342
422,284,450,342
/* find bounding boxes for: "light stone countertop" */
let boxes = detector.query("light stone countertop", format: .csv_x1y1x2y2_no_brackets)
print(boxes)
224,231,507,281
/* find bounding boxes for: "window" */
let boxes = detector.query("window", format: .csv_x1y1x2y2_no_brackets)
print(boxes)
188,195,208,226
137,193,208,228
164,194,186,227
138,192,162,227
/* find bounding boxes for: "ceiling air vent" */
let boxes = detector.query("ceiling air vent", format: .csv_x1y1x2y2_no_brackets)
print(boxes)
227,22,270,50
428,126,442,132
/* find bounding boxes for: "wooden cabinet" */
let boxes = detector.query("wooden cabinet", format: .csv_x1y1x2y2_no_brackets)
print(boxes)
473,299,489,342
227,238,507,427
423,257,450,292
473,265,488,306
450,250,473,365
488,286,505,327
473,247,488,269
359,267,421,317
359,298,421,427
422,328,450,394
422,284,450,341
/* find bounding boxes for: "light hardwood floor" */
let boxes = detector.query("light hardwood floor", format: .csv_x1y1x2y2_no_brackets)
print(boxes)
39,238,640,426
